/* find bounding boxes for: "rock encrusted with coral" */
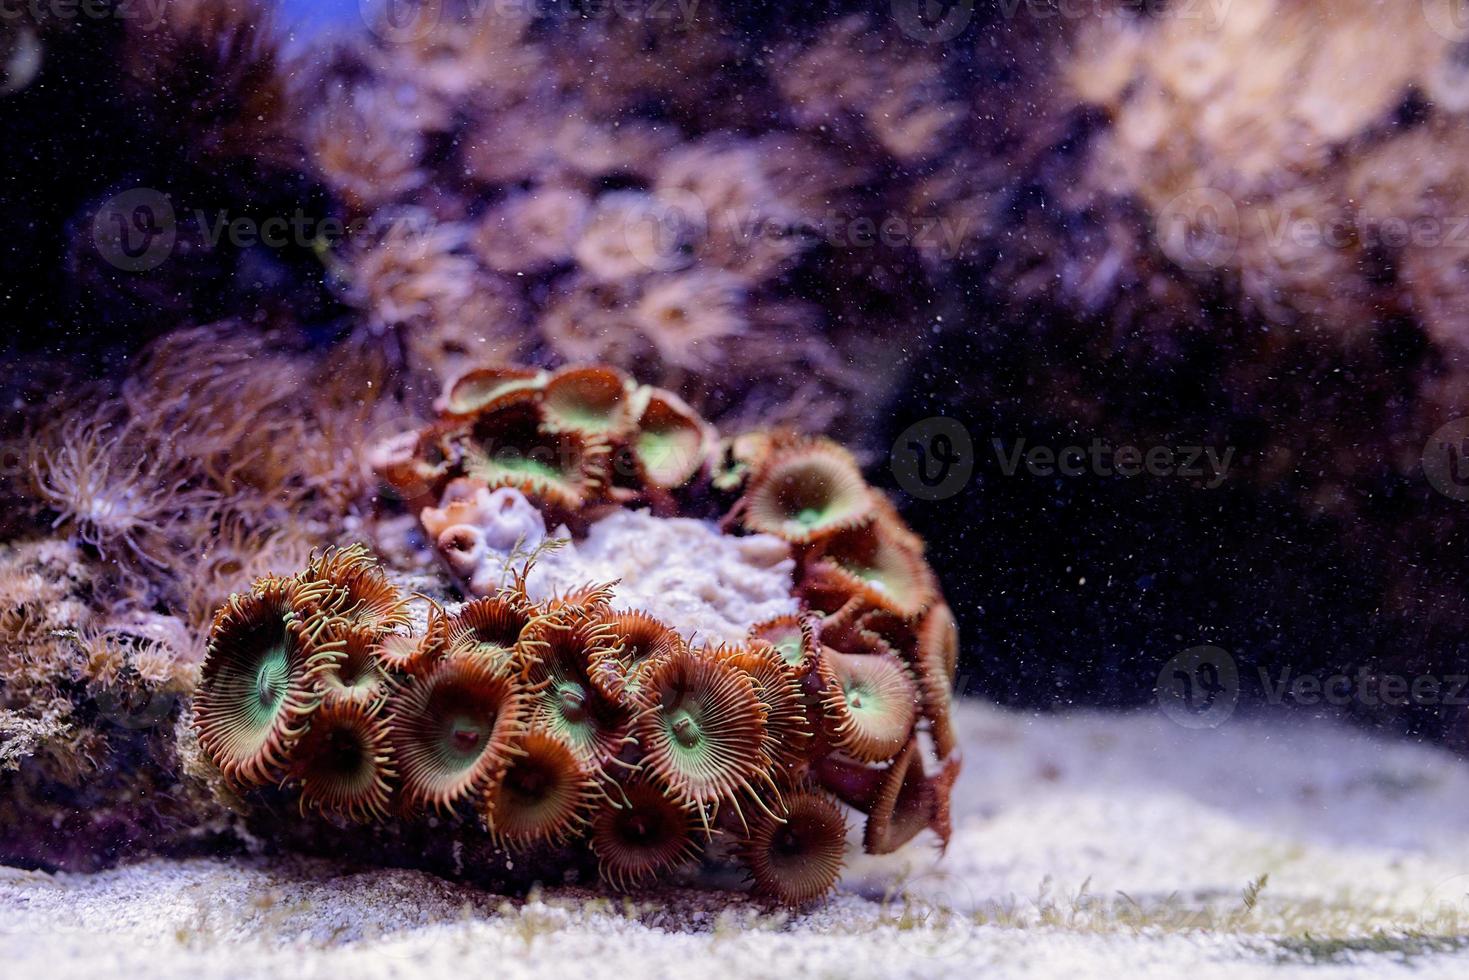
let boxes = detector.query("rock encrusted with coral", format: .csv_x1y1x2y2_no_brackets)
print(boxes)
188,365,959,904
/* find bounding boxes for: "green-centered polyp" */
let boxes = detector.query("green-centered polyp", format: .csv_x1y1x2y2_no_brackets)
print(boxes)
742,441,872,544
388,654,525,812
193,580,341,787
819,650,919,763
463,402,607,510
634,648,770,817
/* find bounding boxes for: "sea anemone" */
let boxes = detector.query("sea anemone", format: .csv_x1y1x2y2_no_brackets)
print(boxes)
318,624,389,709
589,777,701,889
632,647,773,824
307,83,425,213
472,186,590,275
586,610,685,703
914,603,960,760
861,738,943,855
541,366,633,438
740,789,846,905
482,729,599,848
748,614,819,673
632,271,748,370
629,389,708,490
288,700,395,823
446,594,536,671
461,402,610,512
740,441,872,545
302,544,412,633
817,650,918,764
713,642,811,776
524,619,632,767
192,579,342,786
387,653,526,814
439,367,546,419
33,414,216,572
573,191,701,282
807,521,936,620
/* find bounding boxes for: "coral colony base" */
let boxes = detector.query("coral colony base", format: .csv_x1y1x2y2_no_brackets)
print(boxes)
188,365,959,905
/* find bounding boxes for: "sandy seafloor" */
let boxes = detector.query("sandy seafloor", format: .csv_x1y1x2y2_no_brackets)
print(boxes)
8,700,1469,979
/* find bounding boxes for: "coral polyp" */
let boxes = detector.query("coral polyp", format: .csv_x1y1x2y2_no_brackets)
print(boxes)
633,648,773,824
192,579,341,787
741,790,847,905
185,362,958,903
388,654,526,814
483,729,599,848
590,777,701,890
288,700,395,823
740,441,873,544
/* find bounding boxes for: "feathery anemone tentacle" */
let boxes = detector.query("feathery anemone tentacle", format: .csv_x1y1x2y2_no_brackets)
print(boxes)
587,609,685,702
741,789,847,905
446,593,536,671
319,623,390,708
524,618,633,766
289,699,396,822
193,579,343,786
483,729,600,847
302,544,413,633
589,777,701,889
749,614,819,674
387,653,526,813
633,647,775,825
807,521,937,620
818,649,919,763
713,642,812,777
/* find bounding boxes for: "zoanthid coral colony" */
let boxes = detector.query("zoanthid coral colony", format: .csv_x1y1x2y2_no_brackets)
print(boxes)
192,364,959,904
